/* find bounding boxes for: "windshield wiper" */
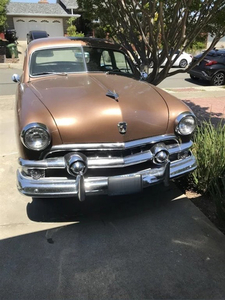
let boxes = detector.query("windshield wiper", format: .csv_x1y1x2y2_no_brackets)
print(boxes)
105,69,133,77
105,69,121,75
32,72,68,76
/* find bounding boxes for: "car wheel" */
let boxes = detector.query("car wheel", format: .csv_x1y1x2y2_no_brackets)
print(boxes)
210,72,225,86
190,74,199,80
179,59,188,68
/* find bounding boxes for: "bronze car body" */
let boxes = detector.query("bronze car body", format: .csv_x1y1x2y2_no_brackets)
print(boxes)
14,37,197,201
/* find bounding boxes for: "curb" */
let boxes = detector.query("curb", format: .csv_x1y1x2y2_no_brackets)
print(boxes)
163,86,225,93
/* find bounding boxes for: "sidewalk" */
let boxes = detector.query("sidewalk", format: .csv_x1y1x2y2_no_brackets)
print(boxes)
163,86,225,124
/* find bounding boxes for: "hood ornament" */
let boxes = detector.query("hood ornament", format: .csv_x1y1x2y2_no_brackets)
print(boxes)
118,122,127,134
106,90,119,102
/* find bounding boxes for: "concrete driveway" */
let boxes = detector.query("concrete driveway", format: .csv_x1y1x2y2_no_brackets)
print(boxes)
0,94,225,299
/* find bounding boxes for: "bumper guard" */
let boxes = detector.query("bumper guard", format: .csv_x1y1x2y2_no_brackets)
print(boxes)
17,154,197,200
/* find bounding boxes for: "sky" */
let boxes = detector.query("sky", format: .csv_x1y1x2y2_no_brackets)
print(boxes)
10,0,57,3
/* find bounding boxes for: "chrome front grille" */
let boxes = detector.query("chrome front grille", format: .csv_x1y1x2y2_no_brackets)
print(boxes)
43,135,180,162
19,135,193,179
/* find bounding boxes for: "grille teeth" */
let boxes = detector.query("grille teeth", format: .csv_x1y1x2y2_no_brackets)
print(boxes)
44,139,179,161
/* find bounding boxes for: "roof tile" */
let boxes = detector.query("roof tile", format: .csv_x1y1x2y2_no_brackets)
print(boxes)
7,2,68,16
60,0,79,9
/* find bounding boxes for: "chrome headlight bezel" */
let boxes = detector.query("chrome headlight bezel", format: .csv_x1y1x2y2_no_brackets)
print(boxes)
175,112,196,136
20,123,51,151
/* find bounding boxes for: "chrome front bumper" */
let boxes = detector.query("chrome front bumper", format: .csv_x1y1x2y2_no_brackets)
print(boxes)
17,154,197,199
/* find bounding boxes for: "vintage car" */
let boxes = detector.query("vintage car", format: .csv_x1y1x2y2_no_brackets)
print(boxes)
13,37,197,201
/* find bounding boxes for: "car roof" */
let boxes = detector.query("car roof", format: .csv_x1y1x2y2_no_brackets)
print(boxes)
29,30,47,33
207,49,225,56
27,37,126,54
195,49,225,59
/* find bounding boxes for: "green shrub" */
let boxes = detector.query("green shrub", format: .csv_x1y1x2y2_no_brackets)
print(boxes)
187,41,206,53
189,120,225,223
191,120,225,193
209,175,225,225
66,17,84,37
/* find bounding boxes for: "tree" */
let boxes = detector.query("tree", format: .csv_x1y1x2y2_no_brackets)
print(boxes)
66,17,84,37
77,0,225,85
0,0,9,32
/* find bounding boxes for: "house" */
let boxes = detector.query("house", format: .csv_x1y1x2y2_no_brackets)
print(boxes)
6,0,81,41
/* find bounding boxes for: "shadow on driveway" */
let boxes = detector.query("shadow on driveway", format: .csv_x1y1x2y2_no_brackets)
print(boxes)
184,77,209,87
183,100,225,125
26,184,178,223
1,184,225,299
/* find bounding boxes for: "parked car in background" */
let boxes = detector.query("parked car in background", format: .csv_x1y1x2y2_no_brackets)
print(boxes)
188,49,225,86
160,50,193,68
12,37,197,202
27,30,49,44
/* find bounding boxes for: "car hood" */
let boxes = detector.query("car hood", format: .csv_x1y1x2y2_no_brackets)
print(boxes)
29,73,169,143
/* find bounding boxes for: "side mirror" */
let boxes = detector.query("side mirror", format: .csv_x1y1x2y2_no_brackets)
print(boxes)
12,74,20,83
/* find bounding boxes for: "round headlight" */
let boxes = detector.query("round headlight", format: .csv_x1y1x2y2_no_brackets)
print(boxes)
175,113,196,135
21,123,51,151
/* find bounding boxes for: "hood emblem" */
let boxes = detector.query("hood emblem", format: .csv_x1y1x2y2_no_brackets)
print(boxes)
118,122,127,134
106,90,119,102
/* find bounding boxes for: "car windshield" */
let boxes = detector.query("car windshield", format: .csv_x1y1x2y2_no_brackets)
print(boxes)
30,46,134,76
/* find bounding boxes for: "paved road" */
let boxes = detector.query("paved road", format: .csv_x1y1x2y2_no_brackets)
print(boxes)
158,69,209,89
0,73,225,299
0,68,23,95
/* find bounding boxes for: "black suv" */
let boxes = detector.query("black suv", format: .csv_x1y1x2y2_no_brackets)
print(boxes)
188,49,225,86
27,30,49,44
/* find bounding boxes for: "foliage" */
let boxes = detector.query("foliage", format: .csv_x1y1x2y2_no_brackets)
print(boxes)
190,120,225,222
0,0,9,32
77,0,225,85
210,176,225,224
188,41,206,52
66,17,84,37
187,34,207,53
191,120,225,193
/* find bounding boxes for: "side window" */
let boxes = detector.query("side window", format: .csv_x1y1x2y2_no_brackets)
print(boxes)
100,50,113,70
114,51,132,73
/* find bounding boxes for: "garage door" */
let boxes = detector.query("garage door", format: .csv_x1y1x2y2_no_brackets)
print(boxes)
14,17,64,41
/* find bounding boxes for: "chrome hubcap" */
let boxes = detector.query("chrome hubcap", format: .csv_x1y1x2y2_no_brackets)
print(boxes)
180,60,187,68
